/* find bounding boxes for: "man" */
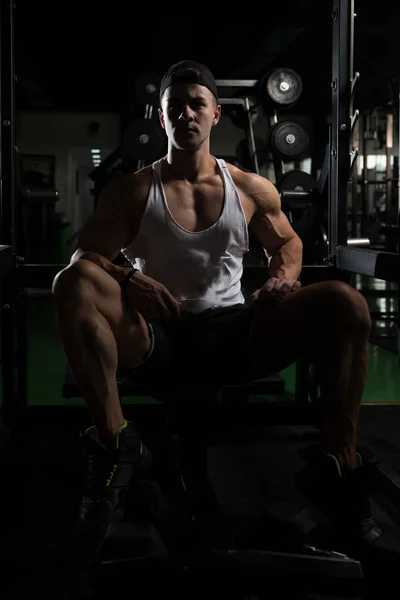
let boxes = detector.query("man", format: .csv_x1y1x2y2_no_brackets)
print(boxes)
52,60,382,554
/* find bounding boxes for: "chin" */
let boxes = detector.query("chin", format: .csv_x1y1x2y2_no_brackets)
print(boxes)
175,140,200,151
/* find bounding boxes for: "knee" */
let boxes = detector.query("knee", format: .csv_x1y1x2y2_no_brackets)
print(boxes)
52,259,100,298
324,280,371,333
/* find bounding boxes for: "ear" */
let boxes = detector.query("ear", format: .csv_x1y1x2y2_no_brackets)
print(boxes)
158,107,165,130
212,104,221,127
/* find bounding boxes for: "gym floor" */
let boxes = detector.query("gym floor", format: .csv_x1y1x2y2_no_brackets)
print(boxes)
0,274,399,599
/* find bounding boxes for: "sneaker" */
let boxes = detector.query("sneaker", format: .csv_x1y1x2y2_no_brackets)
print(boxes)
77,421,152,545
295,445,382,553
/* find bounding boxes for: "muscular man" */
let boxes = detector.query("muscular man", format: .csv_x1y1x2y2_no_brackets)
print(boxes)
52,60,381,552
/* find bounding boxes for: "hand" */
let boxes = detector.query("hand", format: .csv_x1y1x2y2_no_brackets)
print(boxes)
124,270,181,322
251,277,301,304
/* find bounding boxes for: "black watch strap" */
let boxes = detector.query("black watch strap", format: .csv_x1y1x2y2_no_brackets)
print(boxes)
121,267,138,289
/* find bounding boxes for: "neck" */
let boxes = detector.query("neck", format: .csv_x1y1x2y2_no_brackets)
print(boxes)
164,144,216,182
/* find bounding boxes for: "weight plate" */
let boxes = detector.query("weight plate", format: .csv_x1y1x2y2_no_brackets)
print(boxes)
269,121,309,161
121,118,166,161
134,72,162,105
275,170,318,194
261,68,303,107
230,96,261,129
276,170,319,241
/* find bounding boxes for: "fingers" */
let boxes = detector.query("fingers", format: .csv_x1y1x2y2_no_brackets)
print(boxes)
143,296,181,324
163,289,181,320
259,279,301,303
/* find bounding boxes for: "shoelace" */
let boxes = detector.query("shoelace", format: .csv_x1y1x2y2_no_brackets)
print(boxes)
85,451,118,498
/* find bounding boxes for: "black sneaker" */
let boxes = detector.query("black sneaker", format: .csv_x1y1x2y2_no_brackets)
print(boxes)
77,421,152,546
295,445,382,554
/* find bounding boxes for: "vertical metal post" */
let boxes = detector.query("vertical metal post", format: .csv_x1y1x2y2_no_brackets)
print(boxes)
329,0,354,256
244,96,259,175
0,0,19,423
1,0,16,250
397,87,400,364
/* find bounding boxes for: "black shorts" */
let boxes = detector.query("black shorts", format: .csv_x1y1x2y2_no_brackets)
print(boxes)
118,302,266,393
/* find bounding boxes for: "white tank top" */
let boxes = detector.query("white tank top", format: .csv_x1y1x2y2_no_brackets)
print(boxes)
121,157,249,313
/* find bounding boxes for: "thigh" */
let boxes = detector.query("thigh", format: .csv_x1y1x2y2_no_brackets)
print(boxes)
248,279,369,374
52,259,151,369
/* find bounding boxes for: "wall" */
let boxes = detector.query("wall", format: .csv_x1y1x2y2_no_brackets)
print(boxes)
17,110,121,258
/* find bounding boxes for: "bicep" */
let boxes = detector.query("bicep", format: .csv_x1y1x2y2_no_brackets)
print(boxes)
249,205,299,257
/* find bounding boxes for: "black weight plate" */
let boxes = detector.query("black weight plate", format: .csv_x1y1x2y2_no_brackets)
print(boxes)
262,68,303,107
276,170,318,194
270,121,309,160
135,72,162,105
121,118,166,161
276,170,318,238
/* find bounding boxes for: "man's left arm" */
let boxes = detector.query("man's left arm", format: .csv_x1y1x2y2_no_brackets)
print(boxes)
246,175,303,299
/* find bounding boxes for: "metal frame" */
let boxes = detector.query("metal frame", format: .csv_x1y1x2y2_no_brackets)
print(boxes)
329,0,354,254
0,0,16,252
330,0,399,366
218,94,261,174
215,79,258,88
0,0,18,423
393,78,400,364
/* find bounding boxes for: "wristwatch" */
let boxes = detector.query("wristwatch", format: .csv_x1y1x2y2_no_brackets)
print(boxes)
120,267,138,290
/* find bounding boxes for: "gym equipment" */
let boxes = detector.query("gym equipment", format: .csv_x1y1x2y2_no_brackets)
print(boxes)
219,95,262,174
134,72,162,105
1,2,400,595
20,186,61,262
120,117,166,161
261,67,303,110
230,95,261,129
235,136,268,171
60,371,365,596
95,520,169,564
276,170,328,263
269,121,310,161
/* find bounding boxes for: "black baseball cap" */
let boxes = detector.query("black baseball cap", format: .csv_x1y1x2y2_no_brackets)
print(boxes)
159,60,218,104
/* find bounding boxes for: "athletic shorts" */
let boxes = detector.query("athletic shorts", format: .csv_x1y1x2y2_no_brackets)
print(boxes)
118,301,267,394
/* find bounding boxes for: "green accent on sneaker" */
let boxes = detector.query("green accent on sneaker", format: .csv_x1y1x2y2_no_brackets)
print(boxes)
324,451,363,475
85,425,98,439
85,420,129,450
325,453,342,478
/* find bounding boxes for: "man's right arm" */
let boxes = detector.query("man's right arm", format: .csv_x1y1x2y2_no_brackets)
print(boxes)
70,173,138,285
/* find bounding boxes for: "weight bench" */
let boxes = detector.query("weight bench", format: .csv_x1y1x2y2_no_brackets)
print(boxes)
62,365,363,597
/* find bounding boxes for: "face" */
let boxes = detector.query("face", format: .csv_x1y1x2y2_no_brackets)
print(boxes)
158,83,221,150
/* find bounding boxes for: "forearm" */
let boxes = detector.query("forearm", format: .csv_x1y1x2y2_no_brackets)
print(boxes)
268,235,303,280
70,249,131,285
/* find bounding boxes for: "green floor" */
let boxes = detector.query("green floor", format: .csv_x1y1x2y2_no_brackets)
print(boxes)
7,275,398,407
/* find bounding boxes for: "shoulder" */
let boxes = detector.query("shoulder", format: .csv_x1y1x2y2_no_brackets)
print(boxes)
101,165,153,199
225,162,281,213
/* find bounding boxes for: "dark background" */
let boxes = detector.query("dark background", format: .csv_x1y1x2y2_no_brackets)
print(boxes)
14,1,400,115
